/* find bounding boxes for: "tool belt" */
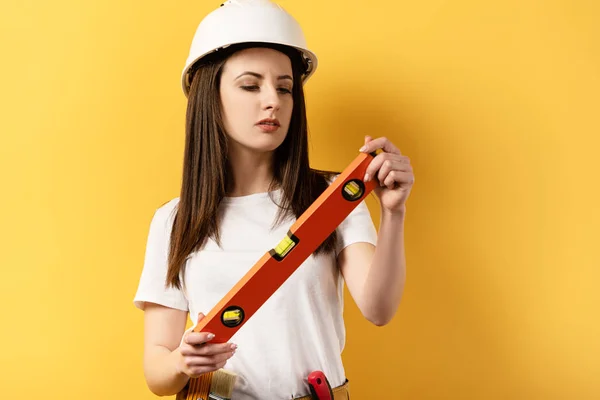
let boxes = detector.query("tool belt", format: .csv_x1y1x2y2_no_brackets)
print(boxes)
294,379,350,400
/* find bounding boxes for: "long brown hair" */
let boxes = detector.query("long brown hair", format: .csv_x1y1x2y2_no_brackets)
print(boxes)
166,43,337,289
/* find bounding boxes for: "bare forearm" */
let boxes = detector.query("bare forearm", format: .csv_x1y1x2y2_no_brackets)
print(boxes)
144,346,189,396
362,207,407,325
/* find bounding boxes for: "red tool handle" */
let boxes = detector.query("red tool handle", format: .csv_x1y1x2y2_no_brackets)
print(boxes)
308,371,333,400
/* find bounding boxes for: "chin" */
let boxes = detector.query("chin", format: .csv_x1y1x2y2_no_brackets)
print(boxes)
244,132,287,153
252,139,286,153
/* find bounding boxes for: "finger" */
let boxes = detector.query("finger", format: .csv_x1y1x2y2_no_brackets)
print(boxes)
180,312,209,347
181,341,234,356
184,331,216,346
185,349,235,368
364,135,373,146
178,313,205,348
196,342,237,356
363,153,389,182
383,171,414,189
383,171,397,189
376,159,413,183
193,312,205,326
359,136,401,155
398,155,411,164
364,153,408,182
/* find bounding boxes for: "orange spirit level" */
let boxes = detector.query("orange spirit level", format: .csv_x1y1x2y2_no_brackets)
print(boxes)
179,151,377,400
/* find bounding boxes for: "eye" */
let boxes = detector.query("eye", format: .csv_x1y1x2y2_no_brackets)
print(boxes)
240,85,292,94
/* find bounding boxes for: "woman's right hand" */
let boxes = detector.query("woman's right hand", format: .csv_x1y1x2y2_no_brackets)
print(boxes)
175,313,237,378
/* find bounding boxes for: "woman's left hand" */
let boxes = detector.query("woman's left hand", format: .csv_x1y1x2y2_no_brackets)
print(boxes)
359,135,415,214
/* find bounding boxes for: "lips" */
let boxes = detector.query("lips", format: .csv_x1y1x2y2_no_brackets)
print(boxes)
256,118,280,127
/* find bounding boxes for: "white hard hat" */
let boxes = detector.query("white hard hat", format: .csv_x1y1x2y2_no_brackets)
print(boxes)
181,0,318,97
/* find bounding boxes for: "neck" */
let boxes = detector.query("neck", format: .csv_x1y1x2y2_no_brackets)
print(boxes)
226,145,276,197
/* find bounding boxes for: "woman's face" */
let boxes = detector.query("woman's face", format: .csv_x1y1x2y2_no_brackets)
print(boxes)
219,47,294,154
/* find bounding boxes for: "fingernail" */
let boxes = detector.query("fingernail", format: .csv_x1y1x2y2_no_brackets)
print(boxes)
364,173,370,182
207,333,215,340
230,343,237,350
359,146,367,152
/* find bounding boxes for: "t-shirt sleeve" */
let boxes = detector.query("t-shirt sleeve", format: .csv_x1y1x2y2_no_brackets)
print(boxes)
335,198,378,256
133,199,189,312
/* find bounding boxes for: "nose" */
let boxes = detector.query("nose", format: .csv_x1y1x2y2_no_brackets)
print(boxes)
261,86,281,111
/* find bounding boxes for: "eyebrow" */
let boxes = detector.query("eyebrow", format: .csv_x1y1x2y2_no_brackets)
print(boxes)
235,71,293,82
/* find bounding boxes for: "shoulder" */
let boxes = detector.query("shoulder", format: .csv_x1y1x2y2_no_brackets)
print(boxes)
156,197,180,212
150,197,180,227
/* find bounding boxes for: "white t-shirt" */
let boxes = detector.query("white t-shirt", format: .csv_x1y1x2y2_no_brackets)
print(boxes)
133,188,377,399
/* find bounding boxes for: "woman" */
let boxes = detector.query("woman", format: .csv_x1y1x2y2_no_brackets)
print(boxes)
133,0,414,398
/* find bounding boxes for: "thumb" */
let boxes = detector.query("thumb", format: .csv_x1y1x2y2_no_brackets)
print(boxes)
193,312,206,329
180,312,206,347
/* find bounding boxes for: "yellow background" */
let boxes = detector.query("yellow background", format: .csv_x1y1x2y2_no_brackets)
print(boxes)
1,0,598,398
